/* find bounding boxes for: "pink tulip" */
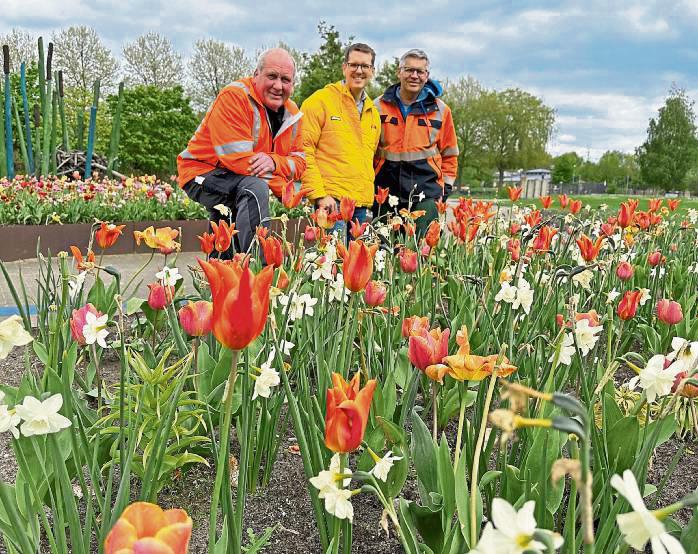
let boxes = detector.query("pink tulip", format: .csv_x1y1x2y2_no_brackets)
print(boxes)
656,299,683,325
616,261,634,281
364,281,388,307
70,303,101,345
178,301,213,336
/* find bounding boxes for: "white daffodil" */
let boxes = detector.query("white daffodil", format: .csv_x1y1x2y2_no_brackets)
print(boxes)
279,340,295,356
514,279,534,314
611,470,685,554
69,271,87,300
388,195,399,208
639,288,652,306
253,350,280,400
628,355,683,403
329,274,350,303
15,394,72,437
666,337,698,374
495,281,518,304
155,266,182,287
650,267,666,279
311,255,334,281
370,451,403,482
469,498,563,553
279,293,318,321
607,288,621,304
374,249,386,272
213,203,231,217
310,453,352,495
0,393,20,439
0,315,34,359
573,269,594,291
687,208,697,224
574,319,603,356
310,454,354,520
550,332,575,367
416,191,426,202
82,311,109,348
323,486,354,522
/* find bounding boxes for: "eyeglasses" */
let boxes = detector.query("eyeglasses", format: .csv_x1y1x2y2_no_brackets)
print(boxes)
401,67,428,77
345,62,373,71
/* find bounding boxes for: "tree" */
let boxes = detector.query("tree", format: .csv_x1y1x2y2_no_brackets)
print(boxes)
105,85,198,175
480,88,555,185
51,26,119,110
122,32,183,88
596,150,638,190
636,86,698,191
551,152,583,184
294,22,347,105
187,39,253,111
0,28,37,69
367,57,399,98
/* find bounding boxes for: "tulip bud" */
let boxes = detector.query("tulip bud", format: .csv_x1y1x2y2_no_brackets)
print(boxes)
648,250,664,267
304,226,318,242
364,280,387,307
147,283,173,310
178,300,213,336
656,299,683,325
615,261,634,281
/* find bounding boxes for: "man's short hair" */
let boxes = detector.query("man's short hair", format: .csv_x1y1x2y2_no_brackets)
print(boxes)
399,49,430,71
344,43,376,66
256,48,296,77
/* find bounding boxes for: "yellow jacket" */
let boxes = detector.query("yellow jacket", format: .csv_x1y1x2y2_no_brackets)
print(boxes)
300,82,381,207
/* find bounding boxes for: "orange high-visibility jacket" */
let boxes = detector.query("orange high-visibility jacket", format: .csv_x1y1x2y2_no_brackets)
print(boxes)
177,77,306,198
374,81,458,201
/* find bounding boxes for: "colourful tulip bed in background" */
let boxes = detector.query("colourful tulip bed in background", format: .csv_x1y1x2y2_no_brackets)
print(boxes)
0,188,697,553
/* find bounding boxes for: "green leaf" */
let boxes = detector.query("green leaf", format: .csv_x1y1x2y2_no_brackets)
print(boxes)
606,416,640,473
410,410,439,508
125,297,146,315
437,434,456,522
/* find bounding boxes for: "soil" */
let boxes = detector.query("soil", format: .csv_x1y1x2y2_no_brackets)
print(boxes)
1,344,696,553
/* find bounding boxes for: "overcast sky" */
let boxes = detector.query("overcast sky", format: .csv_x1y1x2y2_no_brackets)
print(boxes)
3,0,698,161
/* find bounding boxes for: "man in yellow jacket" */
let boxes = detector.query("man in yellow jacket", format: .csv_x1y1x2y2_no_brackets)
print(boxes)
301,43,381,240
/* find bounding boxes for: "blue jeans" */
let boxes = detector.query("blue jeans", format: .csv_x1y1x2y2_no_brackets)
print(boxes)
330,203,370,243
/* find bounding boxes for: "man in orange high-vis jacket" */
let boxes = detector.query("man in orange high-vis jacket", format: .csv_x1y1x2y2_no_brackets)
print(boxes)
177,48,305,256
373,49,458,236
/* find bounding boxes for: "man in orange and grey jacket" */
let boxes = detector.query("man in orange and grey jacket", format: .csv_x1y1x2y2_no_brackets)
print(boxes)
177,48,306,256
373,49,458,236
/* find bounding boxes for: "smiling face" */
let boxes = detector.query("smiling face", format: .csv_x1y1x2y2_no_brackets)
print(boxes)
253,49,295,111
342,50,374,96
398,56,429,96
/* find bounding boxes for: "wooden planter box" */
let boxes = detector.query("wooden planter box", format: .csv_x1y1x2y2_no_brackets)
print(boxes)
0,218,309,262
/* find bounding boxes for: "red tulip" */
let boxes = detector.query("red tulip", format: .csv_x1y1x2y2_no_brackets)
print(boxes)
648,250,664,267
198,259,274,350
178,300,213,336
104,501,192,554
509,222,521,235
95,222,125,249
408,326,450,370
259,235,284,268
616,261,634,281
568,199,582,214
531,226,557,251
617,290,642,320
402,315,430,338
339,197,356,222
667,199,681,211
576,234,604,262
375,187,389,205
425,220,441,248
147,283,174,310
507,238,520,262
304,226,319,242
540,195,552,209
198,232,215,256
337,239,377,292
507,186,522,202
634,211,651,230
558,194,569,208
70,303,101,345
648,198,662,213
210,220,237,253
324,372,376,453
350,219,368,240
656,299,683,325
600,223,615,237
364,280,387,307
399,248,418,273
617,202,635,228
524,210,542,227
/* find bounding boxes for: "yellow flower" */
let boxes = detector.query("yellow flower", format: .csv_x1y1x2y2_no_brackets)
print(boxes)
0,316,34,359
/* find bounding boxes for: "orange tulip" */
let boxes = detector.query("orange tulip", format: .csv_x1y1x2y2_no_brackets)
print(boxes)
339,197,356,222
399,248,418,273
524,210,541,227
70,245,96,271
95,222,125,249
349,219,368,240
375,187,390,205
507,186,522,202
402,315,430,338
558,194,569,208
197,232,215,256
540,195,552,209
568,199,582,214
424,220,441,248
259,235,284,268
178,300,213,336
507,238,520,262
276,267,290,290
634,211,651,230
575,310,601,327
667,199,681,211
408,326,450,371
338,239,377,292
104,501,192,554
134,226,180,255
198,259,274,351
324,372,376,453
531,226,557,252
648,198,662,213
442,325,517,381
435,198,448,215
576,234,604,262
617,202,635,228
281,180,313,209
617,290,642,320
210,220,237,254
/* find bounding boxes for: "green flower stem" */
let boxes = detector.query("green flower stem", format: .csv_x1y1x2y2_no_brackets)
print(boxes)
208,348,240,553
453,383,467,471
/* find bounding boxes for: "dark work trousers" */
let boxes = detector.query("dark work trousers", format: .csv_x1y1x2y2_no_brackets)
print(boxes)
182,168,270,258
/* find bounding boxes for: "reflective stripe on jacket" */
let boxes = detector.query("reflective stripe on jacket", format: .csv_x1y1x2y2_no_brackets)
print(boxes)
300,82,381,207
177,77,306,198
374,82,458,201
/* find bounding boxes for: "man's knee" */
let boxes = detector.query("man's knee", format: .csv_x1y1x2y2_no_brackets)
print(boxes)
239,177,269,202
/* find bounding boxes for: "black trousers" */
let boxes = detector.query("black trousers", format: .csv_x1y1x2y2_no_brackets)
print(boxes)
183,168,270,257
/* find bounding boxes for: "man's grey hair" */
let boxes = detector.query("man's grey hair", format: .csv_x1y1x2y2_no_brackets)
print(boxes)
399,49,430,71
255,48,296,77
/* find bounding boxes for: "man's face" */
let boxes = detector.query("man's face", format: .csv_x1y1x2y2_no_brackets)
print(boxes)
398,57,429,95
253,54,295,111
342,50,374,93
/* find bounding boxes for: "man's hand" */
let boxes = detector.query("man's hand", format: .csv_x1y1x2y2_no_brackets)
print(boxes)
248,153,275,177
315,195,337,213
